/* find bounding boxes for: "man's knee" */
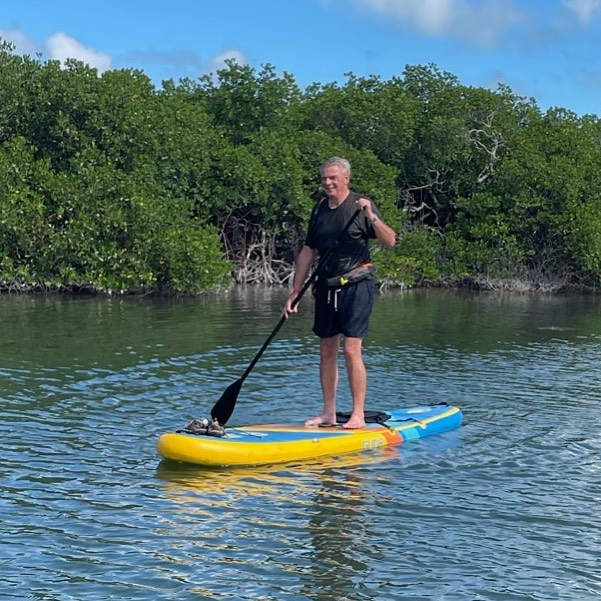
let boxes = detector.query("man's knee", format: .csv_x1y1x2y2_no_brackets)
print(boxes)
343,337,363,362
320,336,340,360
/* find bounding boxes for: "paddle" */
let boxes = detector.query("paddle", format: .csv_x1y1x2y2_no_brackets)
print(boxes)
210,208,361,425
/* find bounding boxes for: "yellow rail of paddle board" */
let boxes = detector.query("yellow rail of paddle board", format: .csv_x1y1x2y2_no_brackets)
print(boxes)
157,426,401,466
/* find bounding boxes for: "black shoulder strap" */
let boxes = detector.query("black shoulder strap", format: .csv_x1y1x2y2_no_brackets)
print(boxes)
307,196,326,233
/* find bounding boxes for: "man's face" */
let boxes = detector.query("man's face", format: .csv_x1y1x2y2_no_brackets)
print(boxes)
321,165,349,199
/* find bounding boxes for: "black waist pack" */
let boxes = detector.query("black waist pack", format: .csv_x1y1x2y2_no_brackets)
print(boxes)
326,262,374,288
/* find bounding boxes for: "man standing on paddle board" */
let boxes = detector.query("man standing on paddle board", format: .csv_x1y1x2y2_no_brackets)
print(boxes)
283,157,396,429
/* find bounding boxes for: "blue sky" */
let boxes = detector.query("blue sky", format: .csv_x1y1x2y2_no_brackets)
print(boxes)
2,0,601,116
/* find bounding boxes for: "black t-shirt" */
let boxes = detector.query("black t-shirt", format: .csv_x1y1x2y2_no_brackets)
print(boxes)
304,191,380,278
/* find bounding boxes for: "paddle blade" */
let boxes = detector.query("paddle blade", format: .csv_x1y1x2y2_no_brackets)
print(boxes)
210,378,243,425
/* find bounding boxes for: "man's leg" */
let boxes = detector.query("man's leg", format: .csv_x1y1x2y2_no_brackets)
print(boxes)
342,336,366,429
336,279,374,429
305,335,340,426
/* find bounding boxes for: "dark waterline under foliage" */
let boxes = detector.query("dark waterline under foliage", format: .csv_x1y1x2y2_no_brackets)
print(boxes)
2,39,601,295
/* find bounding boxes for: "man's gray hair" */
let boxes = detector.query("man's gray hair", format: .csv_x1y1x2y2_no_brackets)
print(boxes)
320,157,351,176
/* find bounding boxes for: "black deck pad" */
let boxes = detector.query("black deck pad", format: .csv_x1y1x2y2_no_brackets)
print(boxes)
336,410,391,425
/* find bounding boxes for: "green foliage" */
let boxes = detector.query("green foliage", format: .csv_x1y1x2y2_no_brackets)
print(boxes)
3,38,601,294
563,196,601,279
449,107,601,285
376,227,444,286
300,73,419,167
193,61,302,144
0,137,52,280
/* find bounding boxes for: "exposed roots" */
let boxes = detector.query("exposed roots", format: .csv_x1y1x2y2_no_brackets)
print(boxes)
219,214,301,286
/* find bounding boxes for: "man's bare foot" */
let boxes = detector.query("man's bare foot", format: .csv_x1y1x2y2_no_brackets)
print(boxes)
342,415,366,429
305,413,336,427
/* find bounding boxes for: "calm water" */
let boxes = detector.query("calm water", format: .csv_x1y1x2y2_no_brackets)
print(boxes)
1,288,600,600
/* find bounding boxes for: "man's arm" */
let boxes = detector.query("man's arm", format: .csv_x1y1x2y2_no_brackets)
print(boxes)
369,213,397,248
283,245,316,316
355,197,397,248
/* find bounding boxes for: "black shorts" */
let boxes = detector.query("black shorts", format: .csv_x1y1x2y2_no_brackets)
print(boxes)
312,277,375,338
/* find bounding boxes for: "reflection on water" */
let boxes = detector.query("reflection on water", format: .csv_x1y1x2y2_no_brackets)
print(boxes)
155,449,406,601
1,288,600,600
303,467,371,600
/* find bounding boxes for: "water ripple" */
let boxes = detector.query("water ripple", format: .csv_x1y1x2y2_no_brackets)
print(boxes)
2,292,601,600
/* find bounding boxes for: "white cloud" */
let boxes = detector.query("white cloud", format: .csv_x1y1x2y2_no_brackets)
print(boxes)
207,49,247,73
0,28,38,54
563,0,601,24
121,47,246,81
46,32,111,72
346,0,525,47
1,28,112,72
1,25,245,83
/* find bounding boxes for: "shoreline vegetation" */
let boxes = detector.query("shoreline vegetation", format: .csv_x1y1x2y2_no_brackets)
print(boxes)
0,270,585,296
2,39,601,297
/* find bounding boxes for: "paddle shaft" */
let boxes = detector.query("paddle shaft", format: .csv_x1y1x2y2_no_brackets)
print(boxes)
210,208,361,424
237,208,361,384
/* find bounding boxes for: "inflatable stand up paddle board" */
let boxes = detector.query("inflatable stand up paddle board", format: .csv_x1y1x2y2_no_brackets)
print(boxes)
157,403,462,467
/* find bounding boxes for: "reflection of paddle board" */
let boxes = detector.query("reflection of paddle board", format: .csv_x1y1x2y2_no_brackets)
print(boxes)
157,404,463,467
